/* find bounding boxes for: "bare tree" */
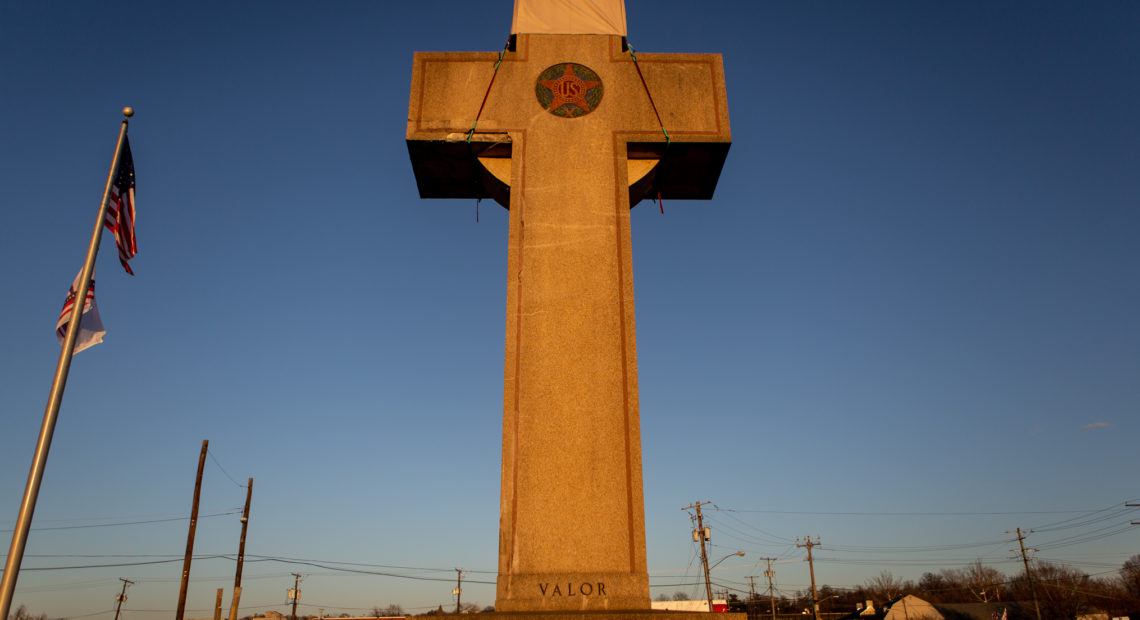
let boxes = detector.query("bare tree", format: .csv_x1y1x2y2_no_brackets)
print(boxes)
1007,559,1095,620
9,606,47,620
938,560,1005,603
864,571,907,603
1123,554,1140,599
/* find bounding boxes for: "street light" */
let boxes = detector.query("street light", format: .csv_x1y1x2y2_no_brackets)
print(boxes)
808,595,837,618
705,551,745,612
711,551,746,570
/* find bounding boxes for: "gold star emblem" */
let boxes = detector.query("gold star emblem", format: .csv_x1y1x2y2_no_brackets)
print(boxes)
536,63,603,117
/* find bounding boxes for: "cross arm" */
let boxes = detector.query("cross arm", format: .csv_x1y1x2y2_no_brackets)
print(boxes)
406,51,511,201
622,51,731,201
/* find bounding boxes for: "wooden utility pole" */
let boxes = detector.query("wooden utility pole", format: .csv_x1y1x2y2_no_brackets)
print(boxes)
682,501,714,612
762,558,777,620
228,478,253,620
112,578,133,620
455,569,465,613
746,575,758,617
213,588,223,620
1008,528,1041,620
797,537,821,620
290,573,302,620
176,440,209,620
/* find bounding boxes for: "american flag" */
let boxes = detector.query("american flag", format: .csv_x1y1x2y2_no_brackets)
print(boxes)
103,136,137,274
56,270,105,354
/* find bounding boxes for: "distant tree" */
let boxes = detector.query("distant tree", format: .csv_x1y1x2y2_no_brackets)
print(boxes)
916,572,948,602
864,571,907,603
933,560,1006,603
480,606,494,613
1082,573,1135,618
672,591,691,601
962,559,1005,602
807,584,859,613
654,593,671,602
1006,559,1095,620
9,605,47,620
1123,554,1140,598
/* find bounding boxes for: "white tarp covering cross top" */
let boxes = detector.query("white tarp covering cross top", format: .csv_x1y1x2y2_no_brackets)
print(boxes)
511,0,627,36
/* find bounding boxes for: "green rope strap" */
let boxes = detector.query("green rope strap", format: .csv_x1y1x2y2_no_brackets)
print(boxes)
468,43,509,143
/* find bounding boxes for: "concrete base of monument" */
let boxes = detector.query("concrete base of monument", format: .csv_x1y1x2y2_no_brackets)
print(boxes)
495,572,652,612
429,613,747,620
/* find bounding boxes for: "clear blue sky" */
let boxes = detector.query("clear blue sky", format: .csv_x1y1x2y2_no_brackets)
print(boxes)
2,1,1138,618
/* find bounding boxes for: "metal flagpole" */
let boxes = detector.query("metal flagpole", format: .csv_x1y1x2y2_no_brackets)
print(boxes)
0,108,134,620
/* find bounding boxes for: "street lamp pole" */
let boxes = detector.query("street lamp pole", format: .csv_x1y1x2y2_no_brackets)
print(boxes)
707,551,745,612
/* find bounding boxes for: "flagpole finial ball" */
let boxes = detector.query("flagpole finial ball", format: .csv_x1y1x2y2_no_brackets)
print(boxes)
122,107,134,118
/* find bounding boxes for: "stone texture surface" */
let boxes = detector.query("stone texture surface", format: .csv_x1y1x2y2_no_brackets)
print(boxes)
407,33,730,612
428,614,746,620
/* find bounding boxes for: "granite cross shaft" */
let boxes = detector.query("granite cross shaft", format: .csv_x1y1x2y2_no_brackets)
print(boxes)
406,27,730,612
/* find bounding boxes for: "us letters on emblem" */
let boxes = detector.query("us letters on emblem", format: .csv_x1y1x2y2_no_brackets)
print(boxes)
535,63,603,118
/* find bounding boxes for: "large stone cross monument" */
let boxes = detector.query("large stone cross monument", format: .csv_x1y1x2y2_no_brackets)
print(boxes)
406,1,730,612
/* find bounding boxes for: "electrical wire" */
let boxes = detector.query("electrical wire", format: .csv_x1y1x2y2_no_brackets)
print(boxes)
240,556,497,585
244,554,495,574
716,507,1111,516
206,446,248,489
19,555,230,571
0,509,240,533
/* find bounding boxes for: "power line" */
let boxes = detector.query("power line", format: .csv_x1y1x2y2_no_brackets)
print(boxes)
823,539,1009,554
243,555,496,574
716,507,1119,516
241,557,498,585
19,556,231,571
4,508,240,525
709,509,795,544
704,501,1138,563
1029,502,1135,531
206,447,248,490
0,510,240,533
